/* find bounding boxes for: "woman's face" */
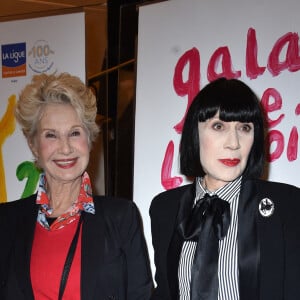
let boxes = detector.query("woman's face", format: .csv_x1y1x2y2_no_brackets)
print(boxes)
30,103,90,185
198,113,254,191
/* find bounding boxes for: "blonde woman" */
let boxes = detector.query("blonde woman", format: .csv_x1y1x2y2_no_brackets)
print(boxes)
0,73,153,300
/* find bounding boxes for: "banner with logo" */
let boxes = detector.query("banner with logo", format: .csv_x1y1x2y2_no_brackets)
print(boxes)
134,0,300,272
0,12,85,203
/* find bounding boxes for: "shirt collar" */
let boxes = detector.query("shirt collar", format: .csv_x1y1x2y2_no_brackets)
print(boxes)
196,176,242,204
36,171,95,215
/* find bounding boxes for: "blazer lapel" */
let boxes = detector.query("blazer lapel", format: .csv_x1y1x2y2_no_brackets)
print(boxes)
256,181,284,300
238,179,284,300
81,206,105,300
167,184,195,299
14,197,38,299
238,179,260,300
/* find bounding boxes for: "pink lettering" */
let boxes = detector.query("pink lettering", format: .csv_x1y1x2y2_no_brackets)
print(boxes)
163,27,300,190
173,47,200,134
246,28,266,79
268,32,300,76
261,88,285,128
161,140,183,190
207,47,241,81
295,103,300,115
287,126,298,161
267,130,284,162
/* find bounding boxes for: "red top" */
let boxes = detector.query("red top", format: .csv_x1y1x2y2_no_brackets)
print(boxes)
30,218,82,299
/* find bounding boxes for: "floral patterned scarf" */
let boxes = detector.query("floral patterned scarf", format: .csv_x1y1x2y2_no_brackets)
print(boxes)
36,172,95,231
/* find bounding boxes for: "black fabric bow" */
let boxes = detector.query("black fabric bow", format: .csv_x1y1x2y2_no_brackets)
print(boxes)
178,193,231,300
178,193,231,242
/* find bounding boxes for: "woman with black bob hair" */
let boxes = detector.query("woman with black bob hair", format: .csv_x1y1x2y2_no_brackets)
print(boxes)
180,77,265,179
150,77,300,300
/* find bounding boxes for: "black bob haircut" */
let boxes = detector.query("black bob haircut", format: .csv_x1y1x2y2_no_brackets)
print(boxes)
180,77,265,179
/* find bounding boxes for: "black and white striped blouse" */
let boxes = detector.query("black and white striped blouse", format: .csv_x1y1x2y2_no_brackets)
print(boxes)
178,176,242,300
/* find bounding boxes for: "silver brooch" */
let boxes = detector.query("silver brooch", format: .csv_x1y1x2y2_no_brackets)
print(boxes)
259,198,274,217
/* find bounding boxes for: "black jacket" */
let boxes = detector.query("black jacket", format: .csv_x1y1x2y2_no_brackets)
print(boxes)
0,194,153,300
150,178,300,300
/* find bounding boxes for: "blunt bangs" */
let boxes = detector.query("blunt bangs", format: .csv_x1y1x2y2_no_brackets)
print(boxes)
197,77,262,124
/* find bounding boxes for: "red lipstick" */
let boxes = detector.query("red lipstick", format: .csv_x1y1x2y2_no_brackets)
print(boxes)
219,158,240,167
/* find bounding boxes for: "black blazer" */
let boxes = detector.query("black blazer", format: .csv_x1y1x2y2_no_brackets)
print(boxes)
0,194,153,300
150,178,300,300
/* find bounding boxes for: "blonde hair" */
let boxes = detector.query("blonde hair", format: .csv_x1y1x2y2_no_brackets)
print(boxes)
15,72,99,145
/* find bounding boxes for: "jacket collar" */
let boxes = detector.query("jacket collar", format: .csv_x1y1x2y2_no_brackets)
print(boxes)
167,183,195,299
237,178,260,300
246,179,284,300
80,200,105,300
14,195,39,300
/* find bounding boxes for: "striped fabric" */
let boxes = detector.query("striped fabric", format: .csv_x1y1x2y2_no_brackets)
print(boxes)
178,176,242,300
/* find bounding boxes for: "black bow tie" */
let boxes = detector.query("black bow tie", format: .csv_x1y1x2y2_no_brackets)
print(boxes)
178,193,231,241
178,193,231,300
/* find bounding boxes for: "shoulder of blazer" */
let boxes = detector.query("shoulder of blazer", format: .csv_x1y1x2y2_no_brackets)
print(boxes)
252,178,300,199
254,178,300,192
93,195,138,211
89,196,145,251
0,194,37,217
150,183,194,218
0,194,38,277
92,195,141,225
250,178,300,218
